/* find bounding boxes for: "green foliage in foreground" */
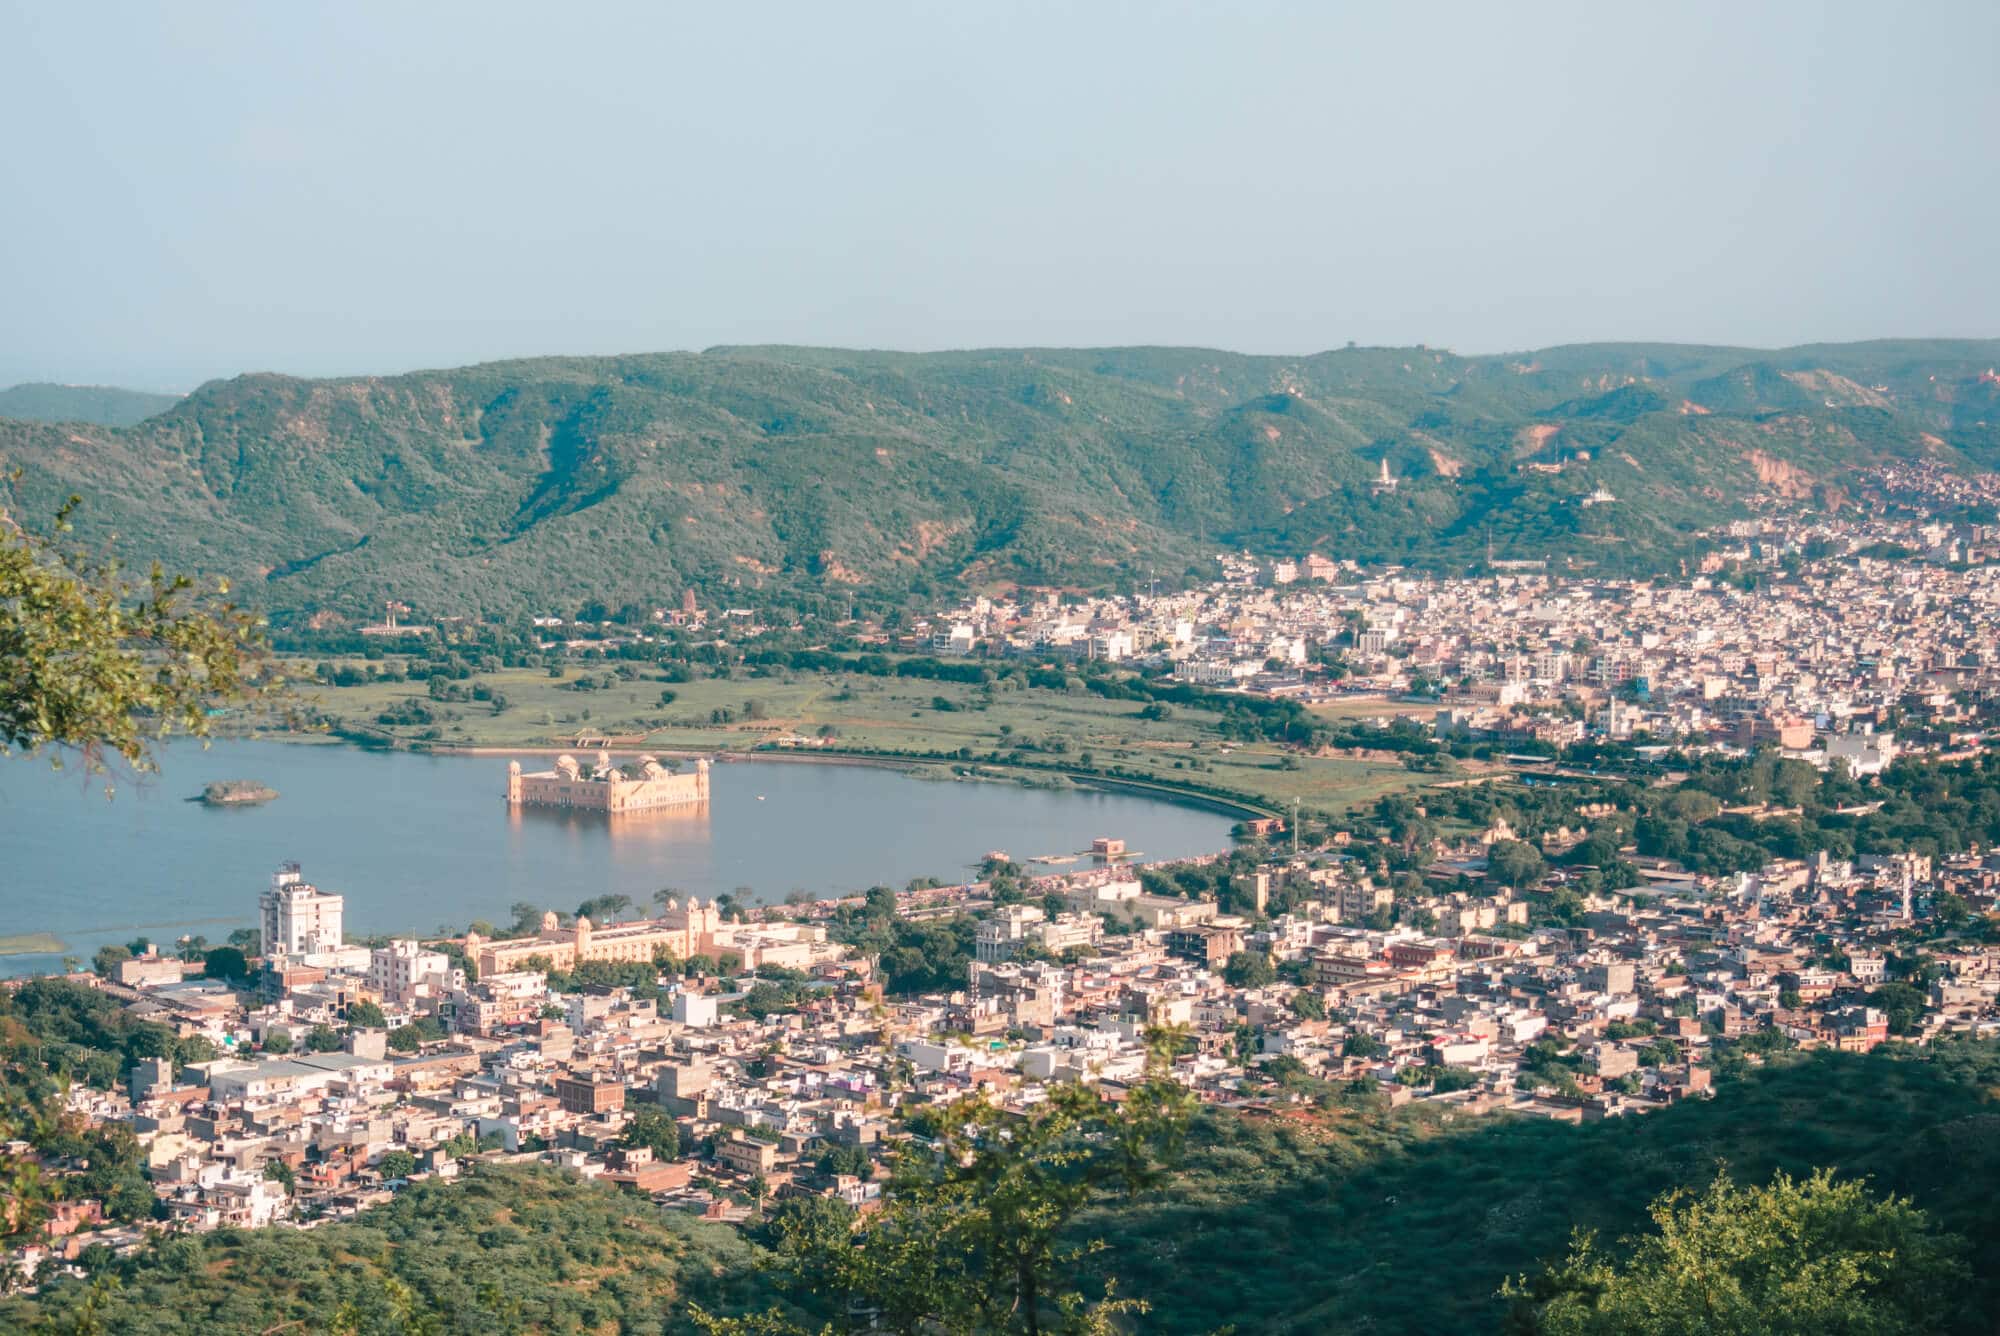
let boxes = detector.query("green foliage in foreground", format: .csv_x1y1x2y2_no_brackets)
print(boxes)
11,1042,2000,1333
707,1029,1196,1336
1504,1169,1967,1335
0,495,261,775
5,1165,781,1335
1071,1038,2000,1334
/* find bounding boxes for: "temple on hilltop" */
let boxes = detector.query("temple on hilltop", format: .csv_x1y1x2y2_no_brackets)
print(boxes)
506,751,709,813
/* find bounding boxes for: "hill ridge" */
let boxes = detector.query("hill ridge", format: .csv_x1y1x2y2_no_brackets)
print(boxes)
2,340,1995,622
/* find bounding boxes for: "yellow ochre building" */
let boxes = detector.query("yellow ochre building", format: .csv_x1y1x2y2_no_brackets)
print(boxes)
506,751,710,813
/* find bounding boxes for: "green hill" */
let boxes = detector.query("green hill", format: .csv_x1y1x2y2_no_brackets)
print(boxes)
2,341,1996,622
0,381,179,427
1,1163,780,1335
1078,1039,2000,1334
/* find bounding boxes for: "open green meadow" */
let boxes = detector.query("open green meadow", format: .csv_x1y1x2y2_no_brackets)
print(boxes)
279,662,1418,816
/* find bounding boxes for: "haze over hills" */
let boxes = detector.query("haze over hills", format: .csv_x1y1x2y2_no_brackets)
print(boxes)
0,381,180,428
3,340,1997,623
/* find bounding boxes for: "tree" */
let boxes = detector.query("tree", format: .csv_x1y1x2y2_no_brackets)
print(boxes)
202,946,248,982
0,494,262,775
262,1159,295,1195
376,1150,418,1181
1503,1169,1968,1335
1638,1037,1682,1068
386,1025,424,1053
1222,950,1277,989
1772,759,1821,809
91,943,132,978
1867,982,1927,1036
1488,839,1548,890
346,1000,388,1028
263,1029,292,1055
621,1105,682,1160
575,893,632,924
304,1024,342,1053
737,1027,1195,1336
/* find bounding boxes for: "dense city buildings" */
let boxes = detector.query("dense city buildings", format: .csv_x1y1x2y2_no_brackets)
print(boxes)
7,487,2000,1296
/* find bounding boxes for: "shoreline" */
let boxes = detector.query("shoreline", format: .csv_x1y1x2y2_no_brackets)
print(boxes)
238,730,1273,820
423,740,1271,818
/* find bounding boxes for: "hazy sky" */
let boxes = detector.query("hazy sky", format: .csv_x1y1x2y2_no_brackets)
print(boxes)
3,2,1996,390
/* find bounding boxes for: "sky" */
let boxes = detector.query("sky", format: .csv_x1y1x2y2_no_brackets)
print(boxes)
2,1,1996,390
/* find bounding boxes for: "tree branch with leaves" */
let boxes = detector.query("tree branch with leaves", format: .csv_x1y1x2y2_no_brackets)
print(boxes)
0,489,265,777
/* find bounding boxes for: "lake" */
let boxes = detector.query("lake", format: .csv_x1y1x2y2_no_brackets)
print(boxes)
0,741,1235,976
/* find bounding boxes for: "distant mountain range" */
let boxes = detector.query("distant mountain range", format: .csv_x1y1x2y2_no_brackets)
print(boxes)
2,341,1997,623
0,381,179,428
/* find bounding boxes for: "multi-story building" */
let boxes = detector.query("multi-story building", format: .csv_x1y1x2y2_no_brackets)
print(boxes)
259,864,345,959
1035,912,1102,957
452,970,549,1034
470,899,722,976
1165,921,1245,971
716,1134,778,1177
976,905,1044,963
1333,880,1395,924
366,940,460,1010
554,1073,625,1116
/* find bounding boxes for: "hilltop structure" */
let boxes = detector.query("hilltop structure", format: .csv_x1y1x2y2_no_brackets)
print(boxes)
506,752,709,813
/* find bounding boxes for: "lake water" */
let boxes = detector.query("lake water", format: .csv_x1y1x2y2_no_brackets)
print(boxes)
0,741,1233,976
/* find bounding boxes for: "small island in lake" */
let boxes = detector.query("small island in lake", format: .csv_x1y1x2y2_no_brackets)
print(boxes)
195,780,280,807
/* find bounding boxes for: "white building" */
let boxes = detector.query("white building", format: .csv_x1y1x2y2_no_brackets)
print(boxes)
672,990,718,1028
366,939,459,1009
259,863,345,958
976,905,1045,964
1827,731,1897,776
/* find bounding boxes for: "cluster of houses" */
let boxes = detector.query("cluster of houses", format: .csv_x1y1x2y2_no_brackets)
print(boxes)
15,806,2000,1285
884,502,1999,760
10,480,2000,1283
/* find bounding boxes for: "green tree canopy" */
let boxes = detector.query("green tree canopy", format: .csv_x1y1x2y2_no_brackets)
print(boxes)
346,1000,387,1028
0,494,262,774
202,946,249,982
621,1105,682,1161
1488,840,1548,889
1222,950,1277,989
1504,1168,1968,1335
710,1027,1195,1336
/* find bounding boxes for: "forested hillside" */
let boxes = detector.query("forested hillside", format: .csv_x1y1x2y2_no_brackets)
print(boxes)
2,1165,779,1334
1079,1038,2000,1333
0,382,179,427
3,341,1997,623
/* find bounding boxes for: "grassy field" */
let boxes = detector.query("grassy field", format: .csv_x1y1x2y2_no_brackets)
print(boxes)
277,663,1418,816
0,932,66,957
